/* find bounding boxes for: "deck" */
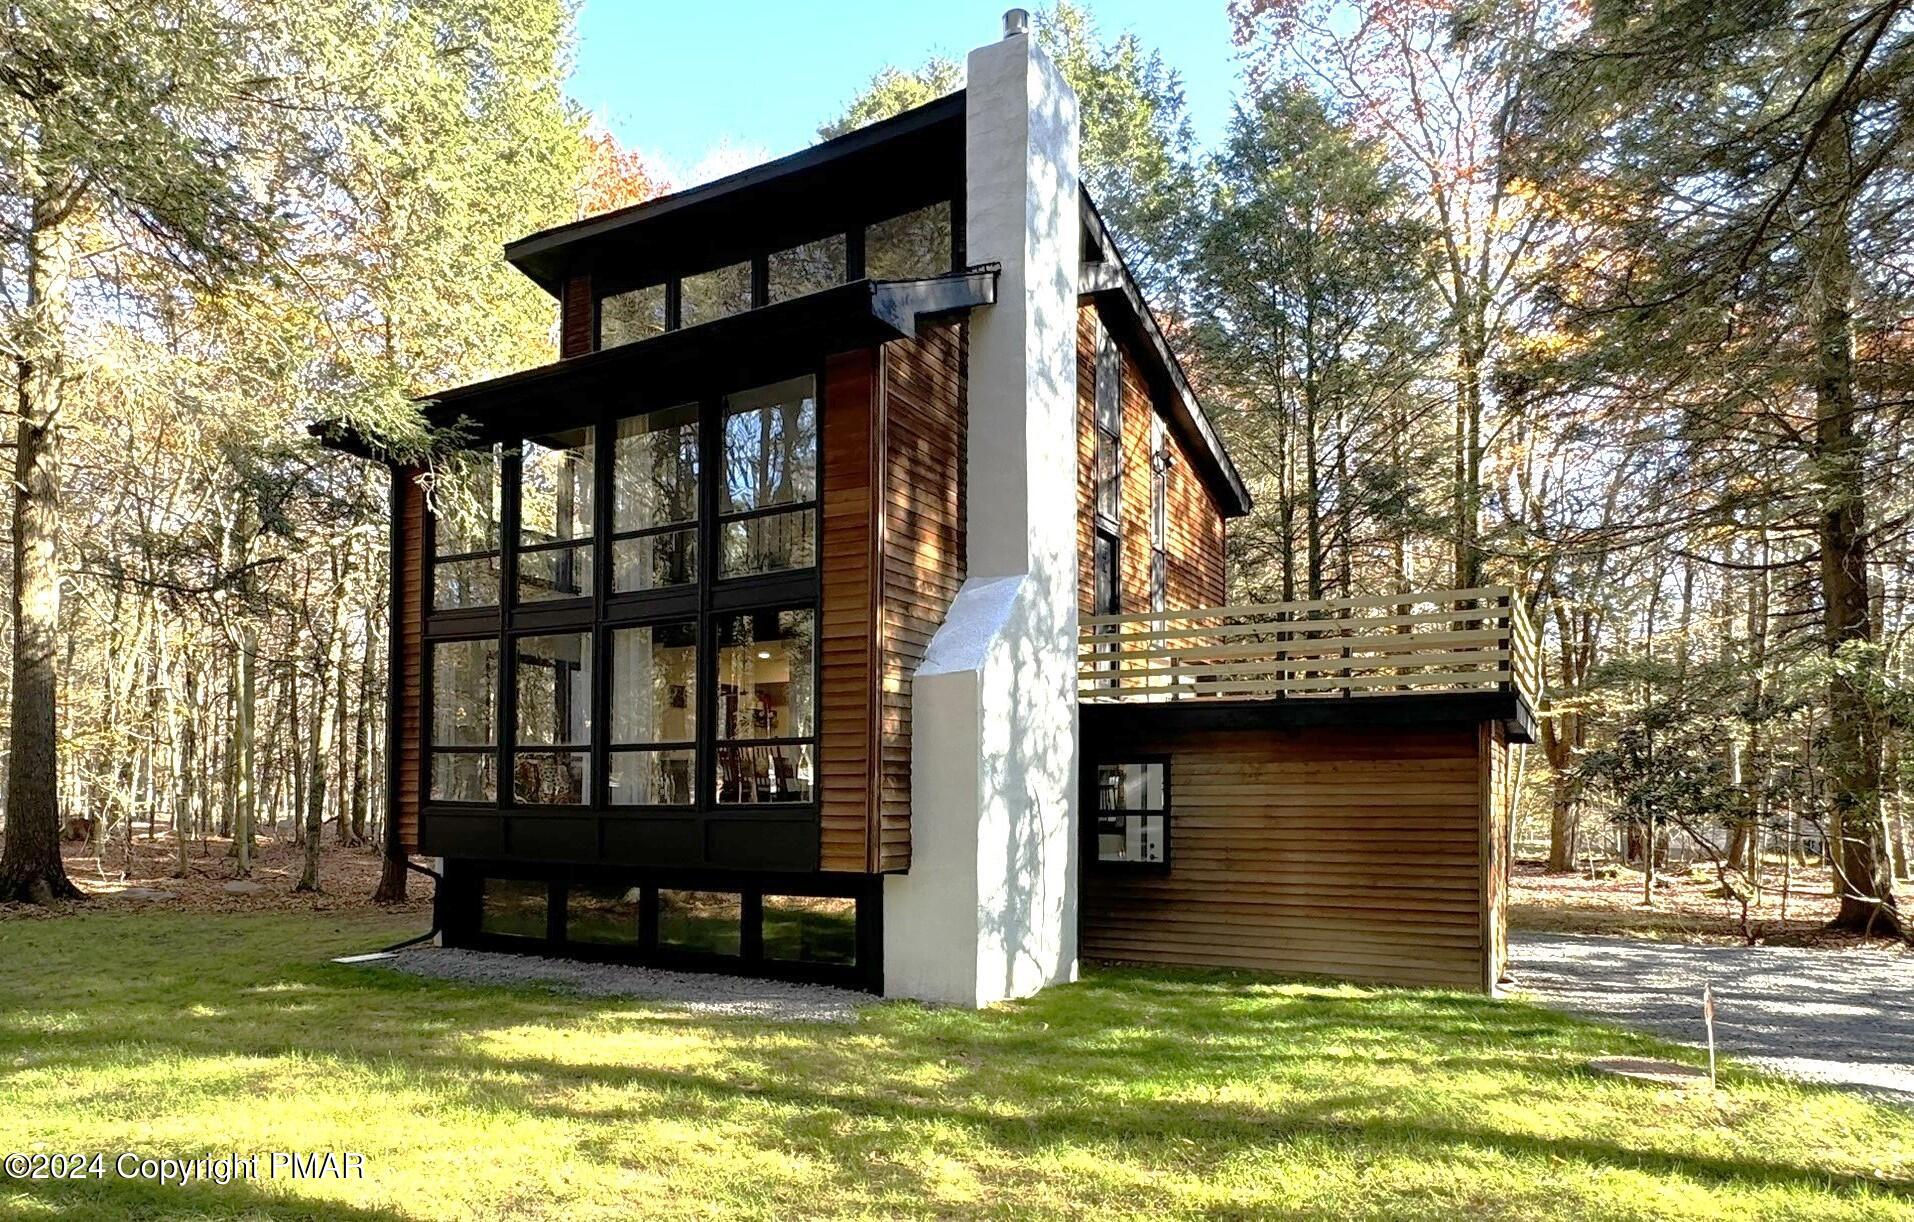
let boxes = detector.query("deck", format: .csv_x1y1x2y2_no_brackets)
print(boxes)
1079,586,1540,713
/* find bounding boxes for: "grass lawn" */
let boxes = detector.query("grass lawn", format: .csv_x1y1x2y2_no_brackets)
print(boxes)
1,912,1909,1219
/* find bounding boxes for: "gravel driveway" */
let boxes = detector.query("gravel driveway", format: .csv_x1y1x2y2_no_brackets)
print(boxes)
1512,931,1914,1100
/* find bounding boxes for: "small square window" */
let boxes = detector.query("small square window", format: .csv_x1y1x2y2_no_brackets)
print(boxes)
480,878,548,939
680,261,753,326
566,884,641,945
657,890,742,956
1095,761,1169,866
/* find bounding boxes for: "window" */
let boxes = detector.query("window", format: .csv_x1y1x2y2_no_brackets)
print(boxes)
430,448,502,611
720,376,817,577
762,895,856,964
608,620,697,805
480,878,548,938
1150,416,1169,614
566,883,641,945
517,426,594,604
1095,760,1168,866
769,235,845,303
715,609,815,804
1093,321,1122,618
657,890,742,956
513,632,592,805
680,260,753,327
612,404,699,593
430,639,498,802
865,202,953,280
601,284,668,347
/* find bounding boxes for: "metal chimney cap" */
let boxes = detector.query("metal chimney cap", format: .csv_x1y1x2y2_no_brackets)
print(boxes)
1003,8,1030,37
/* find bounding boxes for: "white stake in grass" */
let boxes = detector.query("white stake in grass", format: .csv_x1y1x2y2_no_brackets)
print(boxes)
1702,982,1717,1088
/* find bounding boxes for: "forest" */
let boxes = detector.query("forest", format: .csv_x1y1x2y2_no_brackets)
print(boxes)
0,0,1907,939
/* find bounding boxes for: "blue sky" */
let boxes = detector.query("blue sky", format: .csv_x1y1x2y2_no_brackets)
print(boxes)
569,2,1247,188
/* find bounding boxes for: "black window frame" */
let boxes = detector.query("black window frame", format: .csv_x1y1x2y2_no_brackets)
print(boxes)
419,364,824,833
1089,756,1172,871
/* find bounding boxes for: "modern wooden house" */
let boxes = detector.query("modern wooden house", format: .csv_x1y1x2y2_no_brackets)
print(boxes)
327,14,1537,1004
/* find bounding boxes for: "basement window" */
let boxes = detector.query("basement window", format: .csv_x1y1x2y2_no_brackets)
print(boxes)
1095,760,1168,867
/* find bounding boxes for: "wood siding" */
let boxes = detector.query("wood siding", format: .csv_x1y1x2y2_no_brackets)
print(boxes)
1081,725,1497,990
395,470,426,853
561,274,592,358
818,350,881,872
875,322,969,873
1075,302,1226,615
1481,721,1511,990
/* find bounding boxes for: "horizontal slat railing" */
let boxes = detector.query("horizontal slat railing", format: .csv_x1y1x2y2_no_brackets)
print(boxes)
1080,586,1541,708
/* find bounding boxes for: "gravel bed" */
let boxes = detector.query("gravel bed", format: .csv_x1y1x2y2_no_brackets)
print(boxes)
1512,931,1914,1101
369,946,869,1023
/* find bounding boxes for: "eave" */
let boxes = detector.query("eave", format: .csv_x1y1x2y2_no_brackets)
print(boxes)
313,270,997,460
1077,191,1252,520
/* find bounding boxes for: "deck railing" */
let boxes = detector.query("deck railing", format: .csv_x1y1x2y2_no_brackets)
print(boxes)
1079,586,1541,708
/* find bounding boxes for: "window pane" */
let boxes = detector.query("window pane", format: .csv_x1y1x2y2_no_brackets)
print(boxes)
716,742,814,804
517,543,593,603
865,202,952,280
609,621,697,744
1094,532,1117,615
1097,813,1167,864
613,529,697,593
680,261,752,326
717,610,813,741
430,752,496,803
431,640,498,747
520,426,595,547
515,633,592,747
480,878,548,938
431,448,502,556
720,510,815,578
608,748,696,806
1097,762,1166,811
657,890,742,956
722,377,817,516
566,883,640,945
514,751,588,805
613,404,699,533
768,235,845,302
1095,435,1121,521
601,284,668,346
433,554,501,611
762,895,856,965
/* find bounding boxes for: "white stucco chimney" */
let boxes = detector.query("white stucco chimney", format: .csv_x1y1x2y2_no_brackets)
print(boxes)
882,19,1082,1006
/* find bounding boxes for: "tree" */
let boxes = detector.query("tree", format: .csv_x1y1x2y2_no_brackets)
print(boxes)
1519,0,1910,934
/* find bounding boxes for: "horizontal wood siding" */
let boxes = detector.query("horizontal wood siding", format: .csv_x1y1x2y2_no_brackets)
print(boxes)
1481,721,1511,990
877,321,968,873
818,350,880,873
1082,726,1491,990
561,274,593,358
1076,300,1227,613
396,470,425,853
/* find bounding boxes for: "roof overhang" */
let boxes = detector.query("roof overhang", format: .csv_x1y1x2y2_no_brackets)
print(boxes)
1077,191,1251,519
314,270,997,460
506,93,967,297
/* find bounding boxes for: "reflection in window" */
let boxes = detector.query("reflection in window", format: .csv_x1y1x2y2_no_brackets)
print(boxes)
657,889,742,956
480,878,547,938
600,283,668,347
612,405,699,594
680,261,752,327
608,621,697,806
720,377,817,578
518,426,595,604
865,202,952,280
430,448,503,611
715,609,814,804
1095,761,1168,865
566,883,640,945
514,632,591,805
768,235,845,303
762,895,856,964
429,639,498,802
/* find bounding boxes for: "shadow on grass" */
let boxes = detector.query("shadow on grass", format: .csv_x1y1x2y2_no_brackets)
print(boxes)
1,910,1908,1217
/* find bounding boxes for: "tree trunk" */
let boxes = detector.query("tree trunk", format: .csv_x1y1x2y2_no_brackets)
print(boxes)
232,622,257,878
0,186,82,903
1808,109,1899,936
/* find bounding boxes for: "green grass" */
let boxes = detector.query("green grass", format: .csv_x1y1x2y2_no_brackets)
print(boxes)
0,911,1908,1219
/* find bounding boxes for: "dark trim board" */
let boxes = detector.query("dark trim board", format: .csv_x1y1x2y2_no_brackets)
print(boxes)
420,809,821,872
1082,690,1536,746
435,857,884,992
